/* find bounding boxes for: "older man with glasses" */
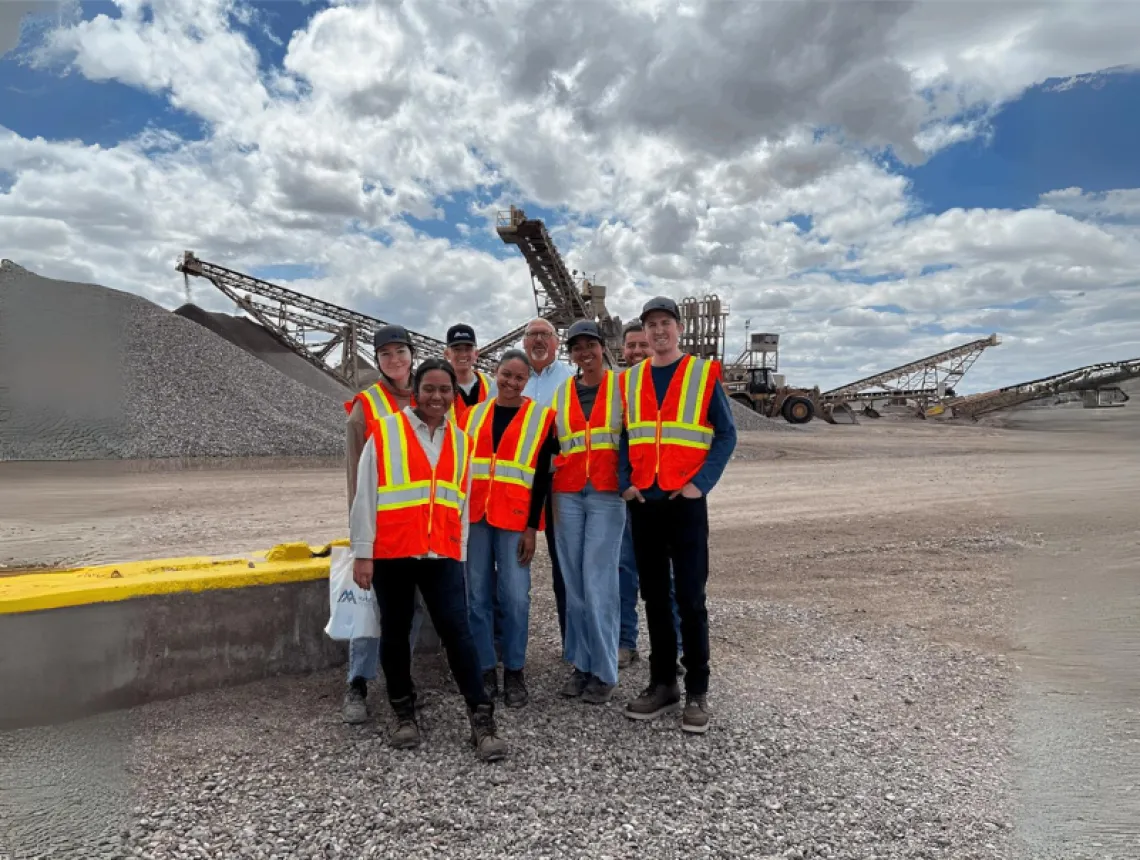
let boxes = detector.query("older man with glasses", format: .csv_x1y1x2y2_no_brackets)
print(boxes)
521,317,575,649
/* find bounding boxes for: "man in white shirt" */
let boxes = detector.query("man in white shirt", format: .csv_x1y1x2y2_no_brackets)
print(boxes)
520,317,574,647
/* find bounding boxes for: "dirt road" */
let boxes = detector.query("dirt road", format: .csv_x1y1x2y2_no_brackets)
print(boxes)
1,409,1136,858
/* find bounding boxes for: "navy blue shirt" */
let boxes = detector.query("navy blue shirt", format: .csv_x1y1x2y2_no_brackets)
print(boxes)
618,357,737,499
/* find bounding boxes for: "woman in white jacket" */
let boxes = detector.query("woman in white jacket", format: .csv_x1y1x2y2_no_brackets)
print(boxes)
349,358,506,762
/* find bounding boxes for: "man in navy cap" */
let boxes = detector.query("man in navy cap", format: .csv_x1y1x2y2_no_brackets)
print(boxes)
445,324,496,424
619,296,736,734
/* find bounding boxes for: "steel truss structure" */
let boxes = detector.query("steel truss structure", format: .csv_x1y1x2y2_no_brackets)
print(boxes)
822,334,1001,407
495,206,625,365
176,252,476,390
946,356,1140,419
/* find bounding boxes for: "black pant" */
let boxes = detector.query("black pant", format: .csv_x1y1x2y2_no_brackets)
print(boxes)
545,492,567,647
372,557,489,710
628,495,710,696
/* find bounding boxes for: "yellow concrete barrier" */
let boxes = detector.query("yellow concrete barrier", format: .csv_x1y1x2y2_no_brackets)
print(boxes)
0,539,350,615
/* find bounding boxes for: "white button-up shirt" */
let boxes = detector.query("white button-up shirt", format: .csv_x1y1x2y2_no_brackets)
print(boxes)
522,359,574,407
350,407,471,562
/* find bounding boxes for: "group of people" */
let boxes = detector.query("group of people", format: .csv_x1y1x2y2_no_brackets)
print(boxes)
343,297,737,762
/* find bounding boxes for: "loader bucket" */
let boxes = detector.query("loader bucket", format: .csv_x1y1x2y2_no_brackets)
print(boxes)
822,402,859,425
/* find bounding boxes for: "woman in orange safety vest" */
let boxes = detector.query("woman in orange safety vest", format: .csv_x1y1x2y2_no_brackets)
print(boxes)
349,357,506,762
462,349,559,710
549,320,627,704
341,324,423,726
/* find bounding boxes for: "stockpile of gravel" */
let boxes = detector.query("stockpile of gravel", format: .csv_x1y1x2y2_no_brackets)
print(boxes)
0,263,347,460
174,304,351,401
729,397,811,432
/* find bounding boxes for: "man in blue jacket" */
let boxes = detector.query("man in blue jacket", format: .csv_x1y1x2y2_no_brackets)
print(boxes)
619,297,737,733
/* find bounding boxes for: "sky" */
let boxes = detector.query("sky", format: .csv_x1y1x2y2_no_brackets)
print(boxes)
1,0,1139,393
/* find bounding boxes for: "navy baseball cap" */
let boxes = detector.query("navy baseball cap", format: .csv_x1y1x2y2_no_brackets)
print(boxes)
446,324,477,347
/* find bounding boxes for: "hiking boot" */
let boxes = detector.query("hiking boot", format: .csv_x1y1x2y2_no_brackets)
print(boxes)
623,681,681,721
341,680,368,724
682,694,710,734
618,647,640,670
388,696,421,749
503,668,529,708
581,676,615,705
468,702,507,762
560,668,590,698
482,668,499,700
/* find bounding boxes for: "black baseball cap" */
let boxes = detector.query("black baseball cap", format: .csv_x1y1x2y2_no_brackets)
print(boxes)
446,323,477,347
566,319,603,345
640,296,681,322
374,324,413,351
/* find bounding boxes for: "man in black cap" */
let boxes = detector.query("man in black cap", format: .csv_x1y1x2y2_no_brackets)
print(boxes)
444,323,496,424
618,296,736,734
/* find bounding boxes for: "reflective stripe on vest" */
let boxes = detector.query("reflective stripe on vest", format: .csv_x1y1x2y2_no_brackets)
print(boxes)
623,355,718,491
463,396,553,530
625,356,715,449
372,411,469,560
552,371,623,492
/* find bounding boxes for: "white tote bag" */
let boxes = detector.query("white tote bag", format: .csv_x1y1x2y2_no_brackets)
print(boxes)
324,546,382,641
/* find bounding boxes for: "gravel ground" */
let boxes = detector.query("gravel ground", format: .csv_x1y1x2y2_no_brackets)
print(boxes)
0,263,347,460
27,580,1008,860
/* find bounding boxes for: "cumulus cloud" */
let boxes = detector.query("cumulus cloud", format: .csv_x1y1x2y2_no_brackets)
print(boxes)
1,0,1138,395
1039,187,1140,222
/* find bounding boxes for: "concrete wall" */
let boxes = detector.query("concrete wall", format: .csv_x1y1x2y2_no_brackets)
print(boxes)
0,580,345,731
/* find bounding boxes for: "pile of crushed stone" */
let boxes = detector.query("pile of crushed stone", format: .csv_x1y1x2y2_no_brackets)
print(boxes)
728,397,813,432
0,263,347,461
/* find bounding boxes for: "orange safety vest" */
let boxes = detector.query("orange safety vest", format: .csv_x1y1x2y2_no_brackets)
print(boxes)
449,370,493,426
622,355,720,492
463,396,555,532
552,371,623,493
345,381,416,440
371,411,470,562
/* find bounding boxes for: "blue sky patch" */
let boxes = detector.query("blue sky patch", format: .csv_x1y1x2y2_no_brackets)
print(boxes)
904,71,1140,214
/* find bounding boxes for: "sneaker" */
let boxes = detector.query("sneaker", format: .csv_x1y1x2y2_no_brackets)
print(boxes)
503,668,529,709
341,680,368,724
388,696,421,749
682,694,710,734
561,668,590,698
581,676,615,705
482,668,499,701
468,702,507,762
618,648,640,670
623,681,681,721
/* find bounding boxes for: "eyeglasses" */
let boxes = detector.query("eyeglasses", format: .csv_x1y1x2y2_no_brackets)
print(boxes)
524,331,554,340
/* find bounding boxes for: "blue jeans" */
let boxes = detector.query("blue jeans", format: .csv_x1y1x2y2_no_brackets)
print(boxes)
554,486,625,686
346,587,425,682
618,516,681,652
466,519,532,672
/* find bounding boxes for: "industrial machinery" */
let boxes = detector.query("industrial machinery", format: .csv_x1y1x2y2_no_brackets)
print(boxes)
678,295,729,362
495,205,730,368
941,356,1140,419
821,334,1001,417
495,206,625,364
176,252,492,390
722,332,832,424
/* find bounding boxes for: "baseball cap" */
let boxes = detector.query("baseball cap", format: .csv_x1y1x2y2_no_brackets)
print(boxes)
566,319,603,344
446,323,477,347
639,296,681,322
374,324,413,351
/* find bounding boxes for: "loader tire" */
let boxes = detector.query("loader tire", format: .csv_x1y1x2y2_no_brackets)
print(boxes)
782,396,815,424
